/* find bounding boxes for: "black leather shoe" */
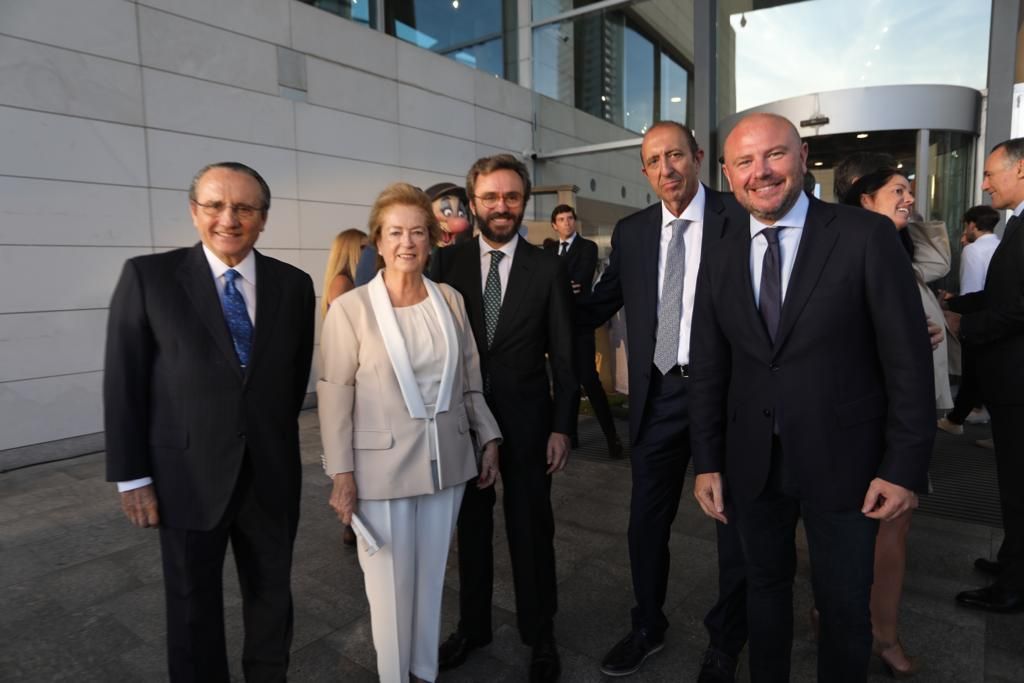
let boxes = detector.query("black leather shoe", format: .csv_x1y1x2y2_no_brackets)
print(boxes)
529,635,561,682
599,628,665,677
697,645,737,683
974,557,1002,576
438,630,490,671
607,436,625,459
956,585,1024,613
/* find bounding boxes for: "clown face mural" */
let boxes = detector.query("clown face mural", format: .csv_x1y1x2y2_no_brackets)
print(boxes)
425,182,472,246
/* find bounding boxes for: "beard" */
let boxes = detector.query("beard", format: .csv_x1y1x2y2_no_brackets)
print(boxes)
476,209,523,244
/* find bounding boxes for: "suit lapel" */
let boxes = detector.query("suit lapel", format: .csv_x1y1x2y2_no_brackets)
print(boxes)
177,243,244,379
701,189,729,253
246,250,280,381
454,240,487,354
772,198,839,354
639,203,663,331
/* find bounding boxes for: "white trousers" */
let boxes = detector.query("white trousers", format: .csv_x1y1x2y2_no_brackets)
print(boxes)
357,482,465,683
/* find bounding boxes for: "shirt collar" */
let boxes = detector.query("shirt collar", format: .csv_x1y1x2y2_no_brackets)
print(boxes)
1013,200,1024,217
202,244,257,285
561,232,577,247
660,183,706,228
749,190,809,239
479,233,519,258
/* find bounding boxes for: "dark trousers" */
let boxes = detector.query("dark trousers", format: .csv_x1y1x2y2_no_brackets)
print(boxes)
989,404,1024,591
572,331,618,443
734,447,878,683
456,439,558,645
948,346,982,424
158,458,297,683
628,369,747,654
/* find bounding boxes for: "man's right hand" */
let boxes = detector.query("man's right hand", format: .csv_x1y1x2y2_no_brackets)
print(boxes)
693,472,729,524
120,484,160,528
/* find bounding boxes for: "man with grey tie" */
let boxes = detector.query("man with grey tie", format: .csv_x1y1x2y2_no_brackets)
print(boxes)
104,162,315,681
579,121,748,681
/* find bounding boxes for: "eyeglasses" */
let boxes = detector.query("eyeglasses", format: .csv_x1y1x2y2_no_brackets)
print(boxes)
474,192,524,209
192,200,265,220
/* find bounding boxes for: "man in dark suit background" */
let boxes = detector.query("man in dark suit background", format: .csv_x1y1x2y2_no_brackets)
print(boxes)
578,121,747,681
690,113,934,681
104,162,315,682
544,204,623,458
947,138,1024,613
433,154,576,682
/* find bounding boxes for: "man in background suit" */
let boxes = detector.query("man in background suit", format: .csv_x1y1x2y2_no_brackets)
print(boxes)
947,139,1024,613
433,154,576,682
690,113,934,681
104,162,315,682
544,204,623,458
579,121,748,681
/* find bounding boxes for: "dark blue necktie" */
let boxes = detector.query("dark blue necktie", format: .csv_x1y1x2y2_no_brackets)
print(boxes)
759,227,783,342
222,269,253,367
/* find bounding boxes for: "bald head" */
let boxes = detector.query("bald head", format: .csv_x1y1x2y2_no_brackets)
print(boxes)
721,113,808,224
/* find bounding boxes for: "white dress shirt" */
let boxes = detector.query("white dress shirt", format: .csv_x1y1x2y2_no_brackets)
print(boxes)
656,183,705,366
960,233,999,294
749,191,809,307
558,232,577,254
479,234,518,301
118,246,259,493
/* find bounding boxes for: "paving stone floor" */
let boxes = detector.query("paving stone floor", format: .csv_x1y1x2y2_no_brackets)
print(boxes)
0,411,1021,682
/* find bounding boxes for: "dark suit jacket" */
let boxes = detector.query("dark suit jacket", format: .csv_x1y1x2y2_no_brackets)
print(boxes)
578,187,735,444
433,237,577,449
689,198,935,510
950,218,1024,406
104,243,315,530
545,234,599,296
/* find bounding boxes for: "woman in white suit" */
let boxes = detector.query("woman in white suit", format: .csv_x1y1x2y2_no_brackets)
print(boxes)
318,182,501,683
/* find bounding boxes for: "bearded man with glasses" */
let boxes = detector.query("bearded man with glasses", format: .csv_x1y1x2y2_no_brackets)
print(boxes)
432,154,576,683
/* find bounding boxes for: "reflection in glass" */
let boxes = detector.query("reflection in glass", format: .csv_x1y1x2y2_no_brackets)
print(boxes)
300,0,373,26
660,54,687,124
390,0,506,77
929,131,975,292
724,0,990,113
623,25,654,134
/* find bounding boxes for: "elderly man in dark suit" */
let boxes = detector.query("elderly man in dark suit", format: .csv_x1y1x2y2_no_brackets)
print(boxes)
578,121,748,681
947,138,1024,613
544,204,623,458
433,154,576,683
690,113,934,681
104,162,315,682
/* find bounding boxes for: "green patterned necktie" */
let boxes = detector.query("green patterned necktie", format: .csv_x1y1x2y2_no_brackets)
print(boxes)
483,250,505,348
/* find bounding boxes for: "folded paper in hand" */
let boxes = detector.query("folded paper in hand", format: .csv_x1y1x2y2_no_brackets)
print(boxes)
350,513,381,556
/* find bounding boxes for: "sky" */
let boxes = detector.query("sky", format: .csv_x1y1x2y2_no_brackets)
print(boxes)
730,0,991,111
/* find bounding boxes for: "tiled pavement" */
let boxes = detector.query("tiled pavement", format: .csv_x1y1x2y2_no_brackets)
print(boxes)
1,411,1021,682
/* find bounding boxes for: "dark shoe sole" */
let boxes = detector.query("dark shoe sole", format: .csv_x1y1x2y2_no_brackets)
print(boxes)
599,642,665,677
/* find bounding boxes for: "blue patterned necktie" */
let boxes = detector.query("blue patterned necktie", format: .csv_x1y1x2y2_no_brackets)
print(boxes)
759,227,783,342
222,269,253,367
483,250,505,348
653,219,688,374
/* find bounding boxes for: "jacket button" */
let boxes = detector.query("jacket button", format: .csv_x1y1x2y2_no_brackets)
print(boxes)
762,409,772,417
770,364,780,372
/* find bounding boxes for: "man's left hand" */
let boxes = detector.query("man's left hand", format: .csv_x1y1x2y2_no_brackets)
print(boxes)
546,432,571,474
926,318,943,351
944,310,962,339
861,478,919,521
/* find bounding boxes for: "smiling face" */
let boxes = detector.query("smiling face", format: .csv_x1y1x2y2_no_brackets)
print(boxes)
722,114,808,224
375,204,432,276
190,168,267,266
640,124,703,216
470,169,526,246
982,146,1024,210
861,174,914,230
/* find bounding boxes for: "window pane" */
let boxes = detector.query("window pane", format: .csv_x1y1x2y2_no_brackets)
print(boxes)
300,0,373,26
660,54,687,123
622,24,654,134
391,0,505,77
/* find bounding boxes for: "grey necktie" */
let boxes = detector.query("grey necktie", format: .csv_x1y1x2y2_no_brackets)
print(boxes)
653,219,688,374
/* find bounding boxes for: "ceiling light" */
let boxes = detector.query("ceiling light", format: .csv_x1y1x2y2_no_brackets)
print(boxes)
897,162,903,169
452,0,459,7
813,161,823,167
856,133,869,139
670,96,682,103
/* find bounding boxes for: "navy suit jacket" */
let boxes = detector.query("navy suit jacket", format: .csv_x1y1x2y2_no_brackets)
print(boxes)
578,186,735,444
689,198,935,509
545,234,599,297
104,243,315,530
